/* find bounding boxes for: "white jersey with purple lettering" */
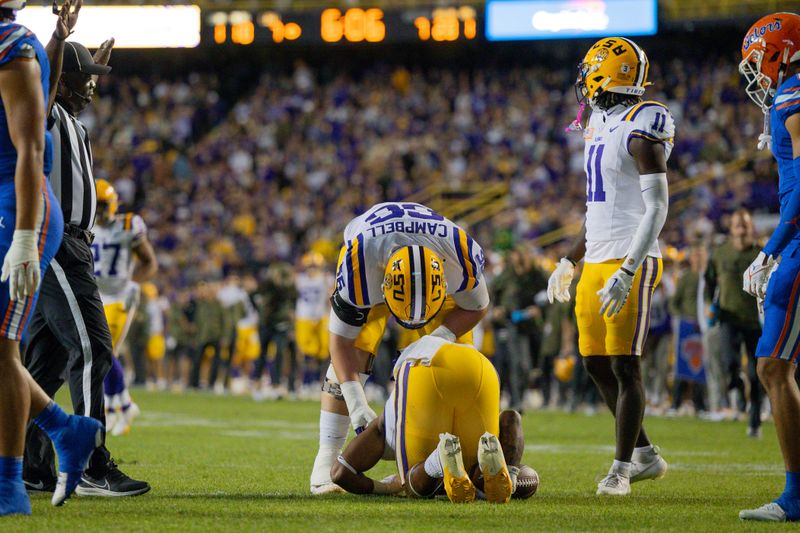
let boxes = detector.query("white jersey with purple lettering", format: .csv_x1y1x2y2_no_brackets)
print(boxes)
93,213,147,304
296,271,332,321
335,202,488,312
583,100,675,262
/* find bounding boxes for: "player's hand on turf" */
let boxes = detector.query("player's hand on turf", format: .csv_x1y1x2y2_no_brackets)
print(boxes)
53,0,82,40
743,251,776,299
597,268,633,317
1,230,41,301
340,381,377,433
93,38,115,67
547,257,575,303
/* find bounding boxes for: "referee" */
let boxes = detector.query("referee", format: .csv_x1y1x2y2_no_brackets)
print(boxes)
23,38,149,497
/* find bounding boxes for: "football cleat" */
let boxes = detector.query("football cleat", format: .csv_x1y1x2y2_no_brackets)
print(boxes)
740,502,787,522
51,415,103,506
438,433,475,503
477,432,512,504
310,448,345,495
596,472,631,496
630,448,668,483
75,461,150,497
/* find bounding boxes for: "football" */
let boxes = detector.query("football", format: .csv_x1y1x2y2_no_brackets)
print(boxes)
513,464,539,499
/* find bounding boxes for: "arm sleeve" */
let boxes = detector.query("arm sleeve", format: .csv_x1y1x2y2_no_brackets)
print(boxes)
763,156,800,258
624,173,669,273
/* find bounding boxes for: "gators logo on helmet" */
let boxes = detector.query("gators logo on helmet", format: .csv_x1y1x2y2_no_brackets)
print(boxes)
739,12,800,112
382,245,446,330
576,37,650,108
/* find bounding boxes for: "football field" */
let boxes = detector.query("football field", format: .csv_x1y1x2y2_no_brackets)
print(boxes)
3,390,797,532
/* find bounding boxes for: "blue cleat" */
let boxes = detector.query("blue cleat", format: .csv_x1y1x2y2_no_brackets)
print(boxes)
0,479,31,516
51,415,103,507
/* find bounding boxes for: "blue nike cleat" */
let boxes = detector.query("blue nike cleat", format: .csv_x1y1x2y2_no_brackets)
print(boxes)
0,479,31,516
51,415,103,507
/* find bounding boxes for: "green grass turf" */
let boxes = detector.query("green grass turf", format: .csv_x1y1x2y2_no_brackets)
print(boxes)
2,390,798,532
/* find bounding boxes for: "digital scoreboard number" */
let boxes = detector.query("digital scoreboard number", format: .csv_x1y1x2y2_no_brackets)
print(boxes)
205,6,480,45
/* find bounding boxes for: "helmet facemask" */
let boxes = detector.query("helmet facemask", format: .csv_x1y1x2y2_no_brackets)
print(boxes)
739,44,779,114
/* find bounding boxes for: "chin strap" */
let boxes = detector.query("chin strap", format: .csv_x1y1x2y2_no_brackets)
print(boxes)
565,102,586,133
758,112,772,151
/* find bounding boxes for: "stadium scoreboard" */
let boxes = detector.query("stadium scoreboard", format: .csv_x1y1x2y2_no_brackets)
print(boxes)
204,6,481,45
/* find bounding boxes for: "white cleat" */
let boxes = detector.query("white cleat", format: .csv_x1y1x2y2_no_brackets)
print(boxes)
630,449,667,483
477,432,512,504
438,433,475,503
739,503,787,522
310,448,344,495
596,473,631,496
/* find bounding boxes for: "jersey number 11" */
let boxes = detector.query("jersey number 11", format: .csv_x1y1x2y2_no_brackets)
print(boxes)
586,144,606,203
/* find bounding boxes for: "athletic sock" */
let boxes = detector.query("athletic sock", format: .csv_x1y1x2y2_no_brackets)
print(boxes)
610,460,632,478
0,456,22,482
424,449,443,478
33,401,70,441
319,411,349,451
776,471,800,520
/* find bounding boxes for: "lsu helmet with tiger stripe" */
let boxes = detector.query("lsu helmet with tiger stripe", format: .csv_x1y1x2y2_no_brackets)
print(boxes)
576,37,650,109
382,245,446,330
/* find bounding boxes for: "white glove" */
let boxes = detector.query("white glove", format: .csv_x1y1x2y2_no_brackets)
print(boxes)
340,380,377,433
597,268,634,317
743,251,777,300
547,258,575,303
1,230,40,301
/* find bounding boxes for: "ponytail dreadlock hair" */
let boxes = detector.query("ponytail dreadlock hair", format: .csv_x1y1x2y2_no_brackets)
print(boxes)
594,91,641,111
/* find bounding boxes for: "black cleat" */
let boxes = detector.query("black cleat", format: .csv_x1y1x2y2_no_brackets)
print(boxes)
75,461,150,497
23,478,56,494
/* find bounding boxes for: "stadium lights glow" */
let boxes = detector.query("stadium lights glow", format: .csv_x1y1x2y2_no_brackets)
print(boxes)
17,5,201,48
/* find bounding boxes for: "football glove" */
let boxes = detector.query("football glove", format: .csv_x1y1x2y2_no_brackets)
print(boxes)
547,258,575,304
597,268,634,317
340,380,377,434
1,230,40,301
743,251,777,300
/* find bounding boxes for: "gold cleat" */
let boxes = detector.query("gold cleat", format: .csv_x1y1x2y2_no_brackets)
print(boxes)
477,432,513,504
437,433,476,503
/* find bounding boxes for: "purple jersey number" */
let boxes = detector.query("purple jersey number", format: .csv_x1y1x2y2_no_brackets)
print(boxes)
586,144,606,203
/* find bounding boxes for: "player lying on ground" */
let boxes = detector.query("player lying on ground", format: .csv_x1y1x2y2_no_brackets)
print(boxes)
331,336,522,503
311,202,489,494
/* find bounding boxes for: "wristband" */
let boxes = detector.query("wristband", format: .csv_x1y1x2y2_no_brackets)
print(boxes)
340,380,368,413
429,325,456,342
562,256,577,267
620,266,635,277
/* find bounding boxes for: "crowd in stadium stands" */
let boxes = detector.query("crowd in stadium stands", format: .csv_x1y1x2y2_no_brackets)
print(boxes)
85,55,781,431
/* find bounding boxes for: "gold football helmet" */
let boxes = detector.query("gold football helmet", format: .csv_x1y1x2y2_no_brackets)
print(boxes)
576,37,650,108
95,179,119,219
382,245,446,330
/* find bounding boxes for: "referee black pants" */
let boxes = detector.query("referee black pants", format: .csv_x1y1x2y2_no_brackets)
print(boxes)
23,233,114,481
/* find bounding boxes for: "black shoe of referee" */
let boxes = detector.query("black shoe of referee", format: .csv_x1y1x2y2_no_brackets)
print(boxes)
75,460,151,497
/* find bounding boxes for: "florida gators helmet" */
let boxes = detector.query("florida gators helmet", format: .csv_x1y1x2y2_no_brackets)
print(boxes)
740,13,800,112
0,1,26,10
382,246,446,330
95,179,118,219
576,37,650,108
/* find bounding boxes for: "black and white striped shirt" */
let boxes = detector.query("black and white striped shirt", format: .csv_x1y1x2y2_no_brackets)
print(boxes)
48,102,97,230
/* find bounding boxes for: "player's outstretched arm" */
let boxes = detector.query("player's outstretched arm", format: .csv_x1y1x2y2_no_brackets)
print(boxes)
46,0,82,113
330,414,399,495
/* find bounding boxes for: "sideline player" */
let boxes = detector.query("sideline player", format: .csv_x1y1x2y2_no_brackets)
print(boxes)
310,202,489,494
93,179,157,436
547,37,670,495
331,336,518,503
295,251,332,395
0,0,102,514
738,12,800,522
